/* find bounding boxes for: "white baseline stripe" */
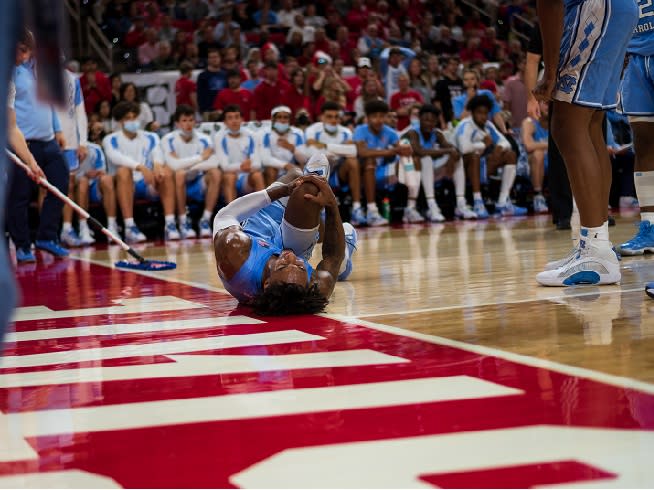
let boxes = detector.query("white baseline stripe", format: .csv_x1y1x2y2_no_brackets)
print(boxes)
12,296,207,322
5,315,263,343
0,350,408,388
0,331,323,369
6,377,522,437
324,315,654,395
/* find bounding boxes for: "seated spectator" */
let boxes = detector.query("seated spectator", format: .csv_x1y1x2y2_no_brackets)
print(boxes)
335,27,356,67
138,28,161,69
96,100,116,134
434,26,460,56
452,69,505,132
353,100,411,226
259,105,307,185
284,30,305,59
152,41,177,71
123,16,147,50
180,42,203,70
380,46,416,101
357,24,385,61
408,58,431,103
460,36,486,64
324,8,342,40
277,0,299,28
354,78,384,122
172,31,190,61
454,95,525,218
281,68,312,123
214,10,239,46
304,4,326,28
197,48,228,117
222,47,247,79
405,104,475,221
521,100,550,213
215,105,265,203
251,61,288,121
241,59,262,92
234,1,256,32
103,101,179,242
385,110,399,130
80,57,112,115
421,54,441,101
67,142,118,243
198,25,221,63
346,0,369,34
88,120,106,145
463,10,486,37
161,0,185,20
390,73,424,131
175,62,198,113
110,73,122,107
186,0,209,23
119,82,159,132
158,15,178,43
161,105,221,239
480,27,507,61
313,28,331,54
305,101,363,225
213,70,252,121
253,0,280,28
314,77,348,116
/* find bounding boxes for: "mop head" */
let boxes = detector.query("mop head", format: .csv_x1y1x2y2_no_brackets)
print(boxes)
115,260,177,271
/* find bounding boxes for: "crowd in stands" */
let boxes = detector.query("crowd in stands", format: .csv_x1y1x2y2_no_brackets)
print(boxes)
7,0,638,259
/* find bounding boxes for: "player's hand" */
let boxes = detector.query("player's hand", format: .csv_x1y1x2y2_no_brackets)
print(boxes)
77,145,88,162
534,76,556,103
240,158,252,172
396,144,413,157
527,94,541,119
284,163,296,171
201,147,214,161
149,121,161,132
55,132,66,149
448,147,460,158
300,174,338,208
277,139,295,151
86,169,101,179
153,166,166,183
483,134,493,147
140,166,155,186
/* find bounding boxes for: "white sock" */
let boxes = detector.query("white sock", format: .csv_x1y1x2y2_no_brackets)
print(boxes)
165,214,176,225
62,222,72,231
498,164,517,205
420,156,435,200
453,158,465,199
178,214,187,224
426,197,437,209
202,209,212,221
641,212,654,225
107,216,117,228
352,201,361,210
368,202,378,213
473,192,482,201
124,217,135,227
407,199,417,210
457,196,467,208
79,219,89,232
581,223,609,243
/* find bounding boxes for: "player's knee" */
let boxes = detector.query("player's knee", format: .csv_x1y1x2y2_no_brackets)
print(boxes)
297,181,319,196
346,157,359,171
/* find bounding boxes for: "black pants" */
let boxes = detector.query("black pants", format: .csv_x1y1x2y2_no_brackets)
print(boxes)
547,103,573,223
7,139,68,249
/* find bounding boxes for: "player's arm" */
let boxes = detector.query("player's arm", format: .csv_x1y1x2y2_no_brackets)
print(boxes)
162,137,205,171
7,108,44,179
521,118,547,152
535,0,564,101
302,175,345,298
407,129,451,158
456,122,487,155
213,179,302,279
355,140,396,159
102,134,143,170
261,134,295,169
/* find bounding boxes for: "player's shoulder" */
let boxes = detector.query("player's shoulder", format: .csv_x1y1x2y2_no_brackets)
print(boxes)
160,130,177,143
305,122,322,134
103,131,121,146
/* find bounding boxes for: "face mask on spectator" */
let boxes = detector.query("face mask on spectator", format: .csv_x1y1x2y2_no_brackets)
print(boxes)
273,122,289,133
410,116,419,126
124,120,140,133
324,123,338,133
181,128,194,138
228,127,241,135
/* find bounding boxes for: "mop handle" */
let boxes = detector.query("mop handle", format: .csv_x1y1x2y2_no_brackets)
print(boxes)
5,149,143,262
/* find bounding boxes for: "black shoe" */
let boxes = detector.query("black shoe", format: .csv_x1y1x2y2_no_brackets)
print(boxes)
608,215,616,227
556,219,571,230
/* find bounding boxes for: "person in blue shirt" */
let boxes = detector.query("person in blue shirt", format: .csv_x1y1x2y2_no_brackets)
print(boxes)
521,100,550,213
213,170,350,315
353,100,412,226
8,31,71,261
452,69,506,133
617,1,654,265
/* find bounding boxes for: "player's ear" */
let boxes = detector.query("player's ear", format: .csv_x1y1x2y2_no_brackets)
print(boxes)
263,277,270,289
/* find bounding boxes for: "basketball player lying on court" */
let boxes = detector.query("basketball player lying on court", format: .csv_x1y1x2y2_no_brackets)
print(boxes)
213,167,356,315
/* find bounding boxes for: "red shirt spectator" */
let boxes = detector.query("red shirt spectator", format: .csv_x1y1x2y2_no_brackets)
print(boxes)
176,63,197,111
251,62,289,121
460,37,486,63
345,0,369,33
281,68,311,122
123,18,147,49
79,58,112,115
390,75,423,130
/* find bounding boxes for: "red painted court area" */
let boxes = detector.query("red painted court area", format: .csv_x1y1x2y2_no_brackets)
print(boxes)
1,260,653,488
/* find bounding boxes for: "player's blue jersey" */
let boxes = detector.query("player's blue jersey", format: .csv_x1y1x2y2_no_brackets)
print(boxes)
532,119,548,143
353,124,399,154
220,202,315,304
79,143,107,175
629,0,654,56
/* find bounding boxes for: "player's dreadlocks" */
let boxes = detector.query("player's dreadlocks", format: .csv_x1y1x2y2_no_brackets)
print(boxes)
252,282,328,315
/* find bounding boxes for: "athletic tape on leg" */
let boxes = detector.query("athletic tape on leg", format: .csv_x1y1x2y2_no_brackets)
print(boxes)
635,170,654,207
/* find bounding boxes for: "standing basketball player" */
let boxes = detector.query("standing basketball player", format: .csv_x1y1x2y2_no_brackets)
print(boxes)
534,0,639,286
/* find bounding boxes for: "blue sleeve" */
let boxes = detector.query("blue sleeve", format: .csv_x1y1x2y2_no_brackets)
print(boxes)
490,93,501,117
95,147,106,170
379,56,389,78
52,110,61,133
400,48,416,69
453,96,465,120
386,126,399,145
353,125,367,142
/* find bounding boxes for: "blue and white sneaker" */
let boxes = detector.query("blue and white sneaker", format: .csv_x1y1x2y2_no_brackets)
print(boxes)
495,200,528,217
536,232,620,287
646,282,654,299
338,222,357,281
533,194,549,213
60,228,82,247
367,208,388,227
455,203,477,220
618,221,654,256
303,152,330,181
473,199,489,219
350,207,367,226
179,218,197,239
35,240,70,258
16,247,36,263
199,218,212,238
125,225,147,244
165,222,181,241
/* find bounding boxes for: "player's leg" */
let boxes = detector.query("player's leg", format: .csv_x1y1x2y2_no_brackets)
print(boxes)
61,173,81,247
264,166,278,186
155,165,180,240
421,155,445,223
402,156,425,224
116,168,145,243
75,176,95,246
174,170,188,226
530,149,548,213
340,157,365,225
198,168,221,238
463,153,488,219
222,172,237,203
99,174,119,236
491,147,527,217
248,169,265,192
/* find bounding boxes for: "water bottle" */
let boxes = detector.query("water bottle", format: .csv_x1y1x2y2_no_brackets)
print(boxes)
381,197,391,220
303,152,331,180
